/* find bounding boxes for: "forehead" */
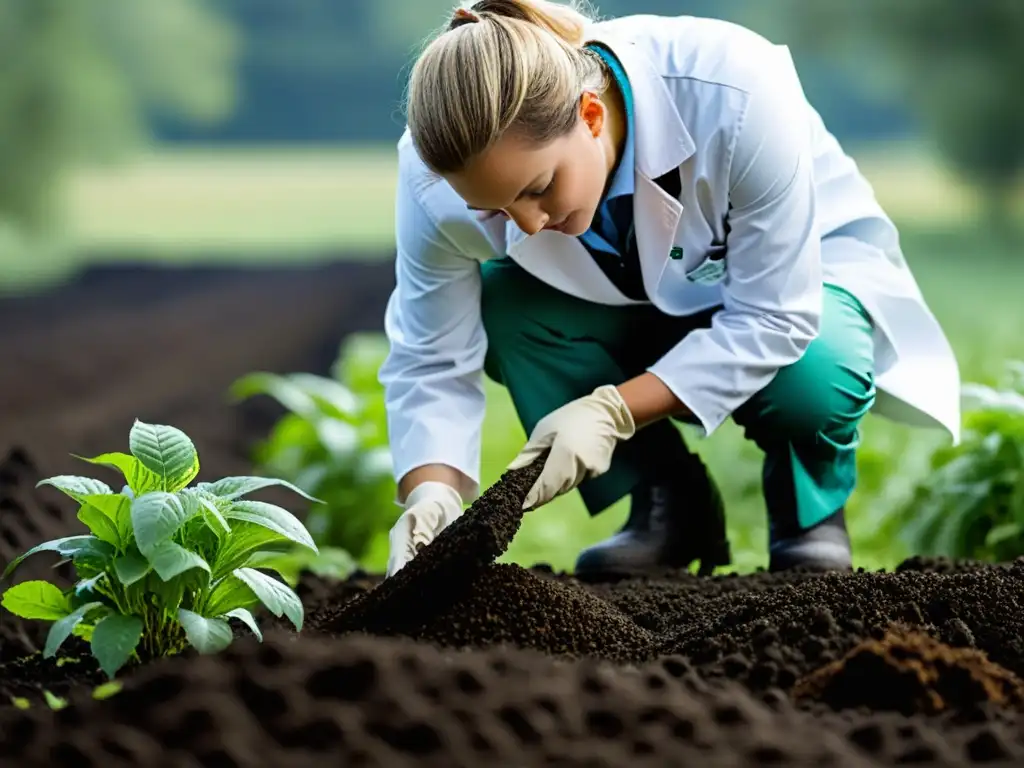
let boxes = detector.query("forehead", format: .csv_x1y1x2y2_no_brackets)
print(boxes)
447,132,563,209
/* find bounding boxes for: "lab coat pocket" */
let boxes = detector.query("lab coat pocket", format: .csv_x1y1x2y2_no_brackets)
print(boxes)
684,245,727,286
655,243,726,314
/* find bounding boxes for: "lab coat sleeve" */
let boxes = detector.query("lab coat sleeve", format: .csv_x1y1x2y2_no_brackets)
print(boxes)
647,56,823,435
378,175,489,503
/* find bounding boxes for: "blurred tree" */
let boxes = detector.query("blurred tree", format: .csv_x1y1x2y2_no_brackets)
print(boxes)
786,0,1024,232
155,0,910,146
0,0,238,239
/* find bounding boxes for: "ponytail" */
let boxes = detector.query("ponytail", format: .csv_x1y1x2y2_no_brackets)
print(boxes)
456,0,590,44
405,0,607,175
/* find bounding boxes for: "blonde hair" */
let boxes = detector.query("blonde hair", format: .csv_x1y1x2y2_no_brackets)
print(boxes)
405,0,607,175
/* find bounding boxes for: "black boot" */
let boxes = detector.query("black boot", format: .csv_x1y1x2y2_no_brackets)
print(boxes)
768,507,852,572
574,444,731,578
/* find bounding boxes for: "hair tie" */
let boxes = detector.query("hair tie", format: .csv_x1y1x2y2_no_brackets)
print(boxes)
450,7,481,28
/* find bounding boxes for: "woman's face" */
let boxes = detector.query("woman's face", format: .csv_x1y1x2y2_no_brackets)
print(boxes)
444,93,614,238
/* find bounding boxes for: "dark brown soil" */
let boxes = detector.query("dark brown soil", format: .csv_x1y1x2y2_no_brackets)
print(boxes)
792,625,1024,716
413,563,656,663
318,457,546,637
5,259,1024,766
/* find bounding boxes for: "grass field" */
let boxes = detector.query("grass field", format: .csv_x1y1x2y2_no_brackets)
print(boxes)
56,142,1002,260
21,144,1024,574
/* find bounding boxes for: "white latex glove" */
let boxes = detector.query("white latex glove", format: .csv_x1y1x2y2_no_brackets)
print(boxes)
506,384,636,511
385,481,464,577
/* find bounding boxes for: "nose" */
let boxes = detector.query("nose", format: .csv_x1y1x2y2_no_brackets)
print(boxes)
507,204,548,236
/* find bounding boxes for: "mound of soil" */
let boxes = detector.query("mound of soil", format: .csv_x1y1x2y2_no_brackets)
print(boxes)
414,563,655,664
320,457,545,638
792,626,1024,715
646,564,1024,693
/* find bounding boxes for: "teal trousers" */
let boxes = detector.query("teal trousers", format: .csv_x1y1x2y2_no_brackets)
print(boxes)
479,257,877,533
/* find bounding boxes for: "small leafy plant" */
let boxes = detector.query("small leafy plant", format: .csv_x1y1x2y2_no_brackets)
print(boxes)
0,419,320,677
231,332,398,572
897,361,1024,561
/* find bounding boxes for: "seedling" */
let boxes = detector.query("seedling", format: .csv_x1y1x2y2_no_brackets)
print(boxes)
0,419,321,678
43,690,67,710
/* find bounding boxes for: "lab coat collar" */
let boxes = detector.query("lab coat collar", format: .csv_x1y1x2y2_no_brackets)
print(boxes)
581,29,696,181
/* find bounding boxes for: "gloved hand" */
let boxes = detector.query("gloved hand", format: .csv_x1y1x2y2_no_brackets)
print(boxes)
507,384,635,511
385,480,464,578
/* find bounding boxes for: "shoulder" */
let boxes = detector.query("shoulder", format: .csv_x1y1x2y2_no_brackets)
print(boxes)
594,14,802,99
396,132,506,260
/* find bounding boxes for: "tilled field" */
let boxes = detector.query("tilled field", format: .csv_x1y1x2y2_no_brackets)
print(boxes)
2,261,1024,767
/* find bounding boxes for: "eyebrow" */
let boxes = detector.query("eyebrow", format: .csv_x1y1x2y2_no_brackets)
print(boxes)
466,173,547,211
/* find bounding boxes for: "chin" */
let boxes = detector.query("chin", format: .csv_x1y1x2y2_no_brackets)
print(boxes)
560,210,588,237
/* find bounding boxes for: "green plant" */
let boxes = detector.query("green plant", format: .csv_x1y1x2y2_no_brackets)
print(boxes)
897,361,1024,561
231,332,398,571
0,419,320,678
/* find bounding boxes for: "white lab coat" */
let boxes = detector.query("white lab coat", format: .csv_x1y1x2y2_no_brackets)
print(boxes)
379,14,961,502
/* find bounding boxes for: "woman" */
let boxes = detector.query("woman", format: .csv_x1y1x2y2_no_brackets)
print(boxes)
380,0,961,579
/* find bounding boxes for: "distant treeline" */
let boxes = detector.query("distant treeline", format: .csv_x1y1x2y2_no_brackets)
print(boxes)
154,0,914,145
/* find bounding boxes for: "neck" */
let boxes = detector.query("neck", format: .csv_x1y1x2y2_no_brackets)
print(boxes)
600,79,627,181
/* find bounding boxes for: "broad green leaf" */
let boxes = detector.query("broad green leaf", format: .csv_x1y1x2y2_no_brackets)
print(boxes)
1,581,70,620
206,573,258,616
312,416,359,458
178,609,232,654
36,476,113,502
80,494,133,548
248,546,356,586
179,488,231,535
986,522,1023,548
225,501,317,553
197,475,322,504
231,371,360,420
78,504,121,547
224,608,262,642
234,568,303,631
113,549,151,586
211,522,292,579
147,541,210,582
129,420,199,492
75,452,163,496
91,614,143,677
287,372,361,416
2,536,114,581
45,602,104,658
131,492,192,555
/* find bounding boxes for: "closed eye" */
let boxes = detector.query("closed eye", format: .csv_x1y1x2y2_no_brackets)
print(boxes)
528,178,554,198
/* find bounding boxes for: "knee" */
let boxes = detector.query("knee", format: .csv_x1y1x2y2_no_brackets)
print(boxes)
748,343,876,441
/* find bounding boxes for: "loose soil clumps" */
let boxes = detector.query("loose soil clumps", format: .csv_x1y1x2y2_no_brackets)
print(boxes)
416,563,655,663
0,631,883,768
318,458,545,637
792,625,1024,715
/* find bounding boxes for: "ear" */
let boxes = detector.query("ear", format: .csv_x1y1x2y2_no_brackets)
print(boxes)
579,91,605,138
